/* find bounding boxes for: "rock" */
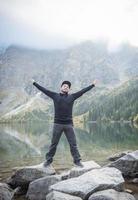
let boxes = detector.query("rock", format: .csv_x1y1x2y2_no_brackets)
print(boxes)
46,191,82,200
13,186,27,196
26,175,61,200
7,162,56,189
59,170,71,180
108,150,133,161
132,178,138,184
49,167,124,200
26,161,100,200
124,189,133,194
127,177,138,184
88,189,135,200
54,161,100,181
107,150,138,178
0,182,13,200
69,161,101,178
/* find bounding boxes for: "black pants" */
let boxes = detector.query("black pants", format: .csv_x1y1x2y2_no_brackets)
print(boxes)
45,123,81,163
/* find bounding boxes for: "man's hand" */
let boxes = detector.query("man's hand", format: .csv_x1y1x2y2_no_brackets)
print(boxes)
31,78,35,84
92,79,98,86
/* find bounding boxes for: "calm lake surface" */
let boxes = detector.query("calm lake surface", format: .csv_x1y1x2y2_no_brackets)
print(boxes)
0,121,138,198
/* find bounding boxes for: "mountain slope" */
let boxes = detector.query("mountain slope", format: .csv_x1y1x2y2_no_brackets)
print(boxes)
0,92,52,122
88,77,138,122
0,41,138,122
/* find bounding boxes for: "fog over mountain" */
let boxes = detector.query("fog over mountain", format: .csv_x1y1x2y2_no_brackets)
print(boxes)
1,0,138,49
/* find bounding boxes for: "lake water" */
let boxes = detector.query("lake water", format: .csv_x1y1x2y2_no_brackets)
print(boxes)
0,121,138,198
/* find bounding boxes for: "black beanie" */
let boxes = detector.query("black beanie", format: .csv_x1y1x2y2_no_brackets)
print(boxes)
61,80,71,88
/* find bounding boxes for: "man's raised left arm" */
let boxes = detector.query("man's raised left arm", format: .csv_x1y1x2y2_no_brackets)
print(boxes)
72,80,97,100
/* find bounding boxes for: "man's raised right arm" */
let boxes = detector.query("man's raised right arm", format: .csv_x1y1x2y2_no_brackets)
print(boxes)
32,79,56,99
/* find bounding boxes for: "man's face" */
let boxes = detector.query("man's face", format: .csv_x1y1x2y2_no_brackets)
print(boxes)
60,84,70,93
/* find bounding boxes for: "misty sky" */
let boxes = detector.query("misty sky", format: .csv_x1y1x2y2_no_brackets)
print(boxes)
0,0,138,49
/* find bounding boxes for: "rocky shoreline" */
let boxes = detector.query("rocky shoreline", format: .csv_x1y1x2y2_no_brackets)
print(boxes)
0,150,138,200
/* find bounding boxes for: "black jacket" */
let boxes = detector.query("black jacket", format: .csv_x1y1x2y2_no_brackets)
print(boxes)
33,82,95,125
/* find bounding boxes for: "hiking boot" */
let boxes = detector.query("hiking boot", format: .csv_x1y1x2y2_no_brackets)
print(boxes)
74,161,84,167
43,160,52,167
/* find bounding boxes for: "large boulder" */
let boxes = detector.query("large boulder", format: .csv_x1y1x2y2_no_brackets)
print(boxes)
108,150,133,161
26,175,61,200
0,183,14,200
69,161,101,178
49,167,124,200
108,150,138,178
26,161,101,200
7,162,56,189
88,189,135,200
46,191,82,200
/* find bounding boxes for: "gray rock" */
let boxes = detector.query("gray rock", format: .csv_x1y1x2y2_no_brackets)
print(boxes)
107,150,138,178
69,161,101,178
26,161,100,200
88,189,135,200
132,178,138,184
46,191,82,200
55,161,100,181
0,183,13,200
26,174,61,200
50,167,124,200
128,178,138,184
7,162,56,189
13,186,27,196
108,150,133,161
59,170,71,180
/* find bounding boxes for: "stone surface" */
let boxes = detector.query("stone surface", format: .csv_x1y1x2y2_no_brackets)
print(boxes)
0,182,13,200
108,150,138,178
13,186,27,196
50,167,124,200
88,189,136,200
46,191,82,200
26,175,61,200
132,178,138,184
69,161,101,178
7,162,56,189
61,171,71,180
108,150,133,161
26,161,100,200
